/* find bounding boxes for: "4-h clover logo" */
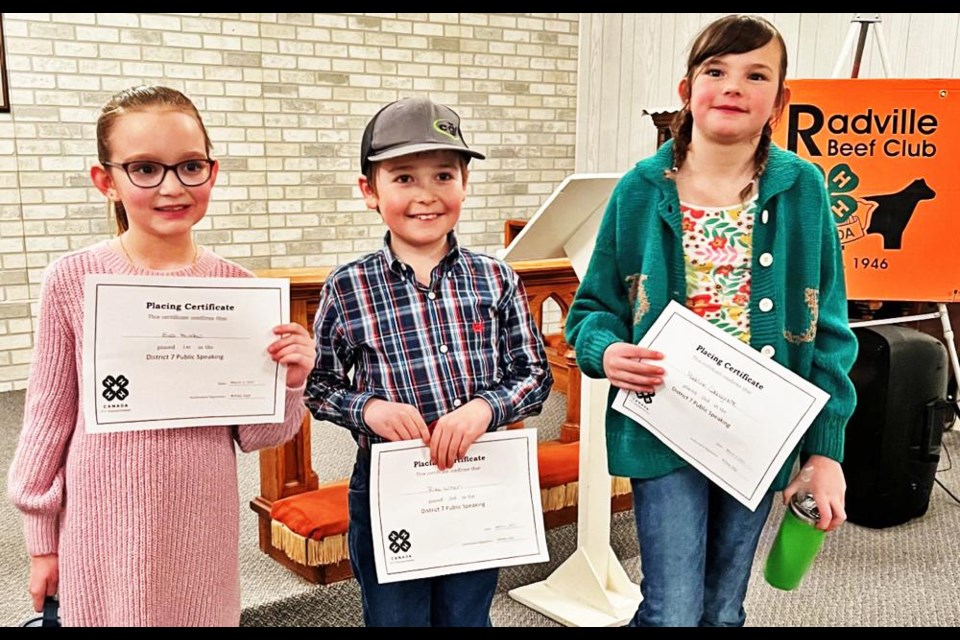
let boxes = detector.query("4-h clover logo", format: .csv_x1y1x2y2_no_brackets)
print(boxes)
637,391,656,404
814,162,873,247
388,529,411,554
816,162,861,225
101,375,129,401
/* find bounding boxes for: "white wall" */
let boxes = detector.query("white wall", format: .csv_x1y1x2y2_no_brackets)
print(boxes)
577,13,960,172
5,13,957,390
0,13,579,390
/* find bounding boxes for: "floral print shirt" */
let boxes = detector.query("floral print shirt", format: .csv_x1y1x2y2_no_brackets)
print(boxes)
682,198,756,342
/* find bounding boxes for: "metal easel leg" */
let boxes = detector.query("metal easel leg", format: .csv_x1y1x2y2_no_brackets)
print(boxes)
937,304,960,414
831,13,883,79
872,18,892,76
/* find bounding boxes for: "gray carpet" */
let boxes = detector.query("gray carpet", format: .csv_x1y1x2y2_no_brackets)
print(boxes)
2,389,960,626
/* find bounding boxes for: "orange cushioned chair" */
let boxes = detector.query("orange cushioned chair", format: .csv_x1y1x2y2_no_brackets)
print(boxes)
538,441,633,520
270,479,350,568
268,440,632,575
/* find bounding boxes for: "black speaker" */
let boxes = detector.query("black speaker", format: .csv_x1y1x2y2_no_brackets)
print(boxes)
842,325,948,528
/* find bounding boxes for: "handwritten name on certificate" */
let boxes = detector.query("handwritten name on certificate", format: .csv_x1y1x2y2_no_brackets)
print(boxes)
369,429,549,583
613,301,829,511
82,274,289,433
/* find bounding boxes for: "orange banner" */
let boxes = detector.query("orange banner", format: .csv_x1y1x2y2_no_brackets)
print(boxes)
772,79,960,302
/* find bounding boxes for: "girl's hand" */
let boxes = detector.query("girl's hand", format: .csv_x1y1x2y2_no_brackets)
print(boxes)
783,455,847,532
28,554,58,613
267,323,316,388
602,342,665,392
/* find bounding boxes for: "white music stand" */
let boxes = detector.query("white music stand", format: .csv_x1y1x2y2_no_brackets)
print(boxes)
502,174,641,627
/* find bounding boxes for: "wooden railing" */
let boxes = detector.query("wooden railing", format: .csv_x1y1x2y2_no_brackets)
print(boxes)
249,259,582,563
511,258,581,443
249,267,329,560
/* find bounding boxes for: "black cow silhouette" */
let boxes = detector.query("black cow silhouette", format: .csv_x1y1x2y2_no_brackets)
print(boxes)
863,178,936,250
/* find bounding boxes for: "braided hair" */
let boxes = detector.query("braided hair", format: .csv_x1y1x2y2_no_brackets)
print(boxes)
667,15,788,202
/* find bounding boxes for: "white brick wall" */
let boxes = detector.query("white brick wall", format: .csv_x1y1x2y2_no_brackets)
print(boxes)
0,13,579,390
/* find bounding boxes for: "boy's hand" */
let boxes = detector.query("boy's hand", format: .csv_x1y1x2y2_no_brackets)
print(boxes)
430,399,493,471
267,323,316,388
602,342,665,393
363,399,431,444
28,554,58,613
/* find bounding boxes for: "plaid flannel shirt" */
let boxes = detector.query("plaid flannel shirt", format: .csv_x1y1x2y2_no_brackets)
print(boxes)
306,233,553,448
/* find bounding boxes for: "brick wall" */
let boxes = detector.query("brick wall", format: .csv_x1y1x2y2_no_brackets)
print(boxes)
0,13,579,390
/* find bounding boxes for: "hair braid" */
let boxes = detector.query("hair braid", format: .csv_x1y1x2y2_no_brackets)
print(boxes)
665,106,694,181
742,122,773,201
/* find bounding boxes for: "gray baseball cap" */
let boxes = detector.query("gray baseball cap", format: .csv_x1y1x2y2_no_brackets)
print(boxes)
360,97,485,174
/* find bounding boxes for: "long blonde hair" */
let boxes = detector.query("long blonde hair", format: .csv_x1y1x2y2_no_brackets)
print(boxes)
96,86,213,233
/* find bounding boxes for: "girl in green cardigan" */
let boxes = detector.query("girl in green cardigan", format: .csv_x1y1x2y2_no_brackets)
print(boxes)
566,15,857,627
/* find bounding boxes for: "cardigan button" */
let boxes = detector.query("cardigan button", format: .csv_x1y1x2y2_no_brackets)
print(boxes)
759,253,773,267
760,345,776,358
759,298,774,312
761,209,770,224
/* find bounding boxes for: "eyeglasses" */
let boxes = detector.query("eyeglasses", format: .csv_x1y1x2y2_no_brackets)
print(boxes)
101,159,216,188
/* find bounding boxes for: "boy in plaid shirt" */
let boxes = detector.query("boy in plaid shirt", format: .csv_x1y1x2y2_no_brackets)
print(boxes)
306,97,553,627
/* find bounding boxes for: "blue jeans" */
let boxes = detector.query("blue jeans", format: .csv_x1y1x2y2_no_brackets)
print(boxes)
348,448,499,627
628,465,774,627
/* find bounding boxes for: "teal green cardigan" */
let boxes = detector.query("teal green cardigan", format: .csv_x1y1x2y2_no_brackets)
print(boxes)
566,141,858,491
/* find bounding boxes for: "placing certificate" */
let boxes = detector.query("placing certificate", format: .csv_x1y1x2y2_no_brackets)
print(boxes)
369,429,549,583
613,301,829,511
82,274,289,433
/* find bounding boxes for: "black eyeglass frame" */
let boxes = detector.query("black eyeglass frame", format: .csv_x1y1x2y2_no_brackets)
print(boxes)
100,158,217,188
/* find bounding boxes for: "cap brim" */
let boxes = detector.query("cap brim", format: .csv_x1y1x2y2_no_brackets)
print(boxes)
366,143,485,163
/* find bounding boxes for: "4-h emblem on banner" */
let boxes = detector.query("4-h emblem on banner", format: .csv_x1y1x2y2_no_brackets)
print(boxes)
774,79,960,302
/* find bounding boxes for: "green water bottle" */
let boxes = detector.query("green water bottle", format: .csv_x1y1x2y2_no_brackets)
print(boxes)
764,493,826,591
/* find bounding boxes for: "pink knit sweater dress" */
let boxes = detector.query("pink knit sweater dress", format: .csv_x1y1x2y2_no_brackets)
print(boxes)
7,241,306,626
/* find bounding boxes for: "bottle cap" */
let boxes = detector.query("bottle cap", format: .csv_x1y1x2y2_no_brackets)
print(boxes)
790,493,821,525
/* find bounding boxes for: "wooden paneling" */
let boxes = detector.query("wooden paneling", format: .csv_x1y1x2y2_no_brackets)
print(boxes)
577,13,960,173
905,13,960,77
631,14,661,163
615,13,637,172
869,13,909,77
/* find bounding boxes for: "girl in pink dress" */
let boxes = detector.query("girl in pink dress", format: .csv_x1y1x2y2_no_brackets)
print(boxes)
7,85,315,626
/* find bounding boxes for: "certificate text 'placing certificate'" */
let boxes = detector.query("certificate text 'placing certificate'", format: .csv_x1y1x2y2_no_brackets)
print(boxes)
370,429,549,583
613,301,829,510
82,275,289,433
